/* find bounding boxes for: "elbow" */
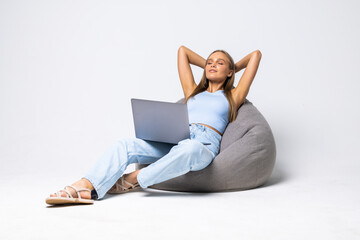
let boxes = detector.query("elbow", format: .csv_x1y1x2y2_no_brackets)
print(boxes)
178,45,187,52
178,46,185,56
254,49,262,59
178,46,184,57
178,46,189,60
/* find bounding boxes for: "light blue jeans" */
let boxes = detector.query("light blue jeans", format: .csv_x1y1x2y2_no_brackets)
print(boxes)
84,123,222,199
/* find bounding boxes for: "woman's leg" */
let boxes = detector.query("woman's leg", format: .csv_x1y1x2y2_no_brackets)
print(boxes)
85,137,174,199
50,138,174,200
137,139,215,188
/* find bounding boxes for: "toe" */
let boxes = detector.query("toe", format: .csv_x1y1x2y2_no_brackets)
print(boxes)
49,191,67,198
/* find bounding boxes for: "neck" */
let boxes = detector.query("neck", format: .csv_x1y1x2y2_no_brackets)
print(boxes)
207,82,224,93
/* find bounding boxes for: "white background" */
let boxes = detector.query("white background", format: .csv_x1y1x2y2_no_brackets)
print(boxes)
1,0,359,239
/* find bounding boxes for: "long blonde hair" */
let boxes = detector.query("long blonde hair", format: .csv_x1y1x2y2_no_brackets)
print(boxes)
185,50,237,123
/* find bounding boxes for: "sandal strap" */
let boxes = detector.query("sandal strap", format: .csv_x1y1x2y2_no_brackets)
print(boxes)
115,177,127,191
65,185,91,200
114,176,139,191
56,188,72,199
122,177,137,189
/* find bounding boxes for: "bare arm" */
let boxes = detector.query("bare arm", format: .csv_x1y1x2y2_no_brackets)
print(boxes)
232,50,262,109
177,46,206,98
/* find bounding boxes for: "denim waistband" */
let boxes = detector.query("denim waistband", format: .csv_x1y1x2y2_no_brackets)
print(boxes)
189,123,221,136
189,123,222,156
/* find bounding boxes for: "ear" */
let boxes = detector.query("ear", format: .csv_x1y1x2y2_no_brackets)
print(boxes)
227,70,233,78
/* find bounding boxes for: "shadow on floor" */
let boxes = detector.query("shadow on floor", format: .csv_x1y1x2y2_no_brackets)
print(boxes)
260,162,288,188
101,188,213,199
46,203,94,208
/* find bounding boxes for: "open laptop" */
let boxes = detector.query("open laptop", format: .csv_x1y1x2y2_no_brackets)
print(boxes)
131,98,210,145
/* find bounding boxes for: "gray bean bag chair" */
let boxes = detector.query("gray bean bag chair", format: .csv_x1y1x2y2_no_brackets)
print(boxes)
136,99,276,192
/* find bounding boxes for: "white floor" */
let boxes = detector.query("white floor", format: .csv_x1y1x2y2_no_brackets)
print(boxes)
1,165,359,240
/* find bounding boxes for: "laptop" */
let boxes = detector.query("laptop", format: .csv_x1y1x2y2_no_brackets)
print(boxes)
131,98,210,145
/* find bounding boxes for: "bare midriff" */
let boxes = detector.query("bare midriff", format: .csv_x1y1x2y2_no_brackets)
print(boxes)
191,123,222,136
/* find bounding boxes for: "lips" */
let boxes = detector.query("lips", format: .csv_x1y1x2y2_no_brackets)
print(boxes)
209,69,217,73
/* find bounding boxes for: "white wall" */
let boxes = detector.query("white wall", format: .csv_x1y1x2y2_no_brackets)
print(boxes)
1,0,359,179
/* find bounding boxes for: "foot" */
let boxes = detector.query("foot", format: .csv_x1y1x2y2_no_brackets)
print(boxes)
108,171,140,193
49,178,93,200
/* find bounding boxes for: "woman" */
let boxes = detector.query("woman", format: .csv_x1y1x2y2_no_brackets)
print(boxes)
46,46,262,205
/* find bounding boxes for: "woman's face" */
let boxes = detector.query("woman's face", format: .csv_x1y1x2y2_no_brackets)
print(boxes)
205,52,233,83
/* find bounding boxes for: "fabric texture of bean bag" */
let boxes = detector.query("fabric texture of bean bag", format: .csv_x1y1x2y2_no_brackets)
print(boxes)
136,98,276,192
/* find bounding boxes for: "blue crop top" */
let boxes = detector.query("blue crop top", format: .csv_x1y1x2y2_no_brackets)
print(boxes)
187,90,230,134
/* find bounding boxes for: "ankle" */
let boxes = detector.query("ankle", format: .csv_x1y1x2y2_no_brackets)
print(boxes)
124,171,139,185
73,178,94,191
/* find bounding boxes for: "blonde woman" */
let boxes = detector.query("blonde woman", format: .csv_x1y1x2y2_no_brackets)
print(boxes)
46,46,262,205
